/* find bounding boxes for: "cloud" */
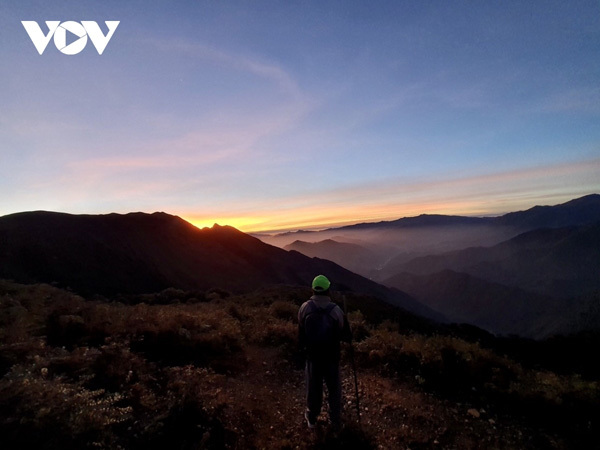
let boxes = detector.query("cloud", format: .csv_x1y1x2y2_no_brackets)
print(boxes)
178,157,600,232
314,157,600,213
142,38,304,100
65,100,309,173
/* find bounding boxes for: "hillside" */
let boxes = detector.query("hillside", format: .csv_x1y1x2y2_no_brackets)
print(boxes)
264,195,600,243
1,280,598,449
383,270,572,339
327,194,600,233
263,197,600,339
493,194,600,229
261,195,600,282
0,211,438,320
381,223,600,299
379,223,600,338
284,239,380,277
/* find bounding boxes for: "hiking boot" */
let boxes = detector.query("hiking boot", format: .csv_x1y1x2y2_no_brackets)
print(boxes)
304,411,316,429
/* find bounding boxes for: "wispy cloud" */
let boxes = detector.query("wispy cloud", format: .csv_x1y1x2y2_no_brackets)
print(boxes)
142,37,304,100
65,101,309,173
312,157,600,213
178,157,600,232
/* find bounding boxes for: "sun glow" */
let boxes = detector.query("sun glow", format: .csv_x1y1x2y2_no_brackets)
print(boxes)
184,215,274,232
182,201,481,234
177,159,600,234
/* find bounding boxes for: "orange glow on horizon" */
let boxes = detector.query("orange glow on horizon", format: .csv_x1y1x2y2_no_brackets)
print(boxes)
180,160,599,234
182,199,514,234
184,215,273,232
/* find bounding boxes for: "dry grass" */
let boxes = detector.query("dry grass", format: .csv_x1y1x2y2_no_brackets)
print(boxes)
1,280,598,449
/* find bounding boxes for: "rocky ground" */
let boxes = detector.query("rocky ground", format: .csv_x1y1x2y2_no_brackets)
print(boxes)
193,345,571,449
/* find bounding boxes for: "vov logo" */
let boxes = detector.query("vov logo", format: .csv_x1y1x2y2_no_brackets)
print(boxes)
22,21,120,55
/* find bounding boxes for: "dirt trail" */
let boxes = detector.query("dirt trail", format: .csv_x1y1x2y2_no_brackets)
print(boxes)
197,345,565,449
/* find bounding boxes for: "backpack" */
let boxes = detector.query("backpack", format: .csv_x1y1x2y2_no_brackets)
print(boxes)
303,301,340,360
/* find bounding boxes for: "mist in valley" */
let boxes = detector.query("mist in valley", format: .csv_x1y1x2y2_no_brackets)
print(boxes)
258,222,520,280
257,196,600,339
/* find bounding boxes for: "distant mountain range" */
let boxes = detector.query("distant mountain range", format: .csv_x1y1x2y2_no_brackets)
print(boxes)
284,239,380,276
383,270,599,338
263,195,600,279
2,194,599,339
0,211,439,320
380,223,600,299
492,194,600,229
268,194,600,237
261,195,600,338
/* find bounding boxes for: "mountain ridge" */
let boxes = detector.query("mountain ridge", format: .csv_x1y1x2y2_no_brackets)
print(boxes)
382,222,600,299
283,239,380,276
265,194,600,237
383,269,575,339
0,210,441,321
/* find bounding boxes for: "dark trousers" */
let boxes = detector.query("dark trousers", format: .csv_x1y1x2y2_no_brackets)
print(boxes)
305,358,341,427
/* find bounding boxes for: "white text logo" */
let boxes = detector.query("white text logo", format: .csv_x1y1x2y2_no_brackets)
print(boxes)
22,21,120,55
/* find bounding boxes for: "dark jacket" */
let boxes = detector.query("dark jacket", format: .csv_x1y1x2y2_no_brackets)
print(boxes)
298,295,352,360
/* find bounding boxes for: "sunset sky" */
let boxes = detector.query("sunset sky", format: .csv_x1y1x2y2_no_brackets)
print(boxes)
1,1,599,232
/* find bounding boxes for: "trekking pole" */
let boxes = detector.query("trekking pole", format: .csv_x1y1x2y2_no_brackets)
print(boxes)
343,295,361,427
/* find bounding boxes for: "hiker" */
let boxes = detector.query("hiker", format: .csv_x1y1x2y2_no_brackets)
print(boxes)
298,274,352,430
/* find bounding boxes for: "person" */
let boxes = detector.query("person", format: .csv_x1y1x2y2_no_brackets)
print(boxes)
298,274,352,430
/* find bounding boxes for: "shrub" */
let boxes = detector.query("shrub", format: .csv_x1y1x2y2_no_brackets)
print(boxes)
354,327,406,371
269,300,298,322
128,304,243,368
259,321,297,347
0,364,132,449
348,310,371,342
155,287,187,304
45,313,87,348
226,303,248,321
206,288,231,300
0,297,30,344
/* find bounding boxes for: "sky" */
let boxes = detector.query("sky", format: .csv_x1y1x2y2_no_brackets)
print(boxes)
1,1,599,233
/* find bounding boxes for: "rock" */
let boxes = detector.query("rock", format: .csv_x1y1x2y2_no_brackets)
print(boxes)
178,327,191,340
58,314,84,327
467,408,480,418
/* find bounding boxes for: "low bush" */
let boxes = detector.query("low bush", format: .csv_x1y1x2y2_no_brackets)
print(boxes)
269,300,298,322
2,280,598,449
0,364,132,449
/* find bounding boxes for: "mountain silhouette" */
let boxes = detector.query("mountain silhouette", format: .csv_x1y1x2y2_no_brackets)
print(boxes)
493,194,600,230
284,239,381,276
384,223,600,299
383,269,576,338
0,211,441,320
332,214,489,231
264,195,600,279
255,195,600,338
324,194,600,233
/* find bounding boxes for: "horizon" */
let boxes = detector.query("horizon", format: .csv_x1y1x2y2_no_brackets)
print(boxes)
2,192,597,235
2,1,600,232
191,191,600,234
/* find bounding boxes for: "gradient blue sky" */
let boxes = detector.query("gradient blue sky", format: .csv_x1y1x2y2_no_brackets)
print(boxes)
1,1,599,232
